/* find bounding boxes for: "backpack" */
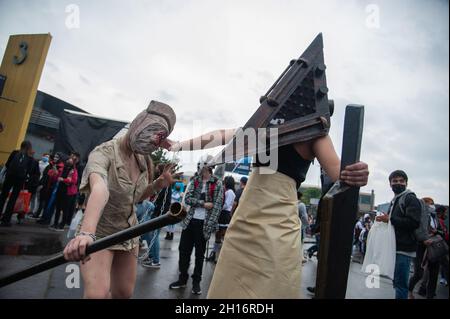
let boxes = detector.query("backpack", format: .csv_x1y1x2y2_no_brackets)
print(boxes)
397,190,428,242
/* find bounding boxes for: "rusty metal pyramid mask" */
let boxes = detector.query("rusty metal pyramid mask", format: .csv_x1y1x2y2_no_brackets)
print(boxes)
211,33,333,165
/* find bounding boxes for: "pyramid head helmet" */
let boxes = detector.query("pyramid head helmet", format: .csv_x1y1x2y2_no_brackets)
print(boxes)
212,33,333,165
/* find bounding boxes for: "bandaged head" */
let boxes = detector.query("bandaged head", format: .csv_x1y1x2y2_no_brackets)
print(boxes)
128,100,176,155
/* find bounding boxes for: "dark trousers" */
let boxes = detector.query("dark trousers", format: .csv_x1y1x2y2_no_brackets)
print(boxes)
53,194,76,227
409,243,426,292
65,195,77,225
40,184,59,223
440,255,449,282
0,175,25,223
178,219,207,283
419,259,441,299
52,191,65,226
409,242,441,298
307,234,320,256
34,187,50,218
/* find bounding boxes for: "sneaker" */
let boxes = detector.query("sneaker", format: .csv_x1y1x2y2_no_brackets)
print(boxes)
440,278,448,286
169,280,187,289
142,260,161,268
192,282,202,295
306,287,315,294
138,250,150,261
48,225,57,230
55,226,65,232
206,251,216,262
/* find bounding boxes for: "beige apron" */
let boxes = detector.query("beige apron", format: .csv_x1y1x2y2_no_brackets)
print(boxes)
207,167,303,299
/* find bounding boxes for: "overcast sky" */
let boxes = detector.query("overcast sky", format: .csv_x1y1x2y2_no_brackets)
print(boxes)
0,0,448,205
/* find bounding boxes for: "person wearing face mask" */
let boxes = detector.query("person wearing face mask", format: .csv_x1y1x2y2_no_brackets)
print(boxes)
0,141,34,226
62,100,178,299
39,153,50,176
37,153,65,225
169,154,224,295
411,199,448,299
376,170,421,299
32,154,56,219
49,157,78,231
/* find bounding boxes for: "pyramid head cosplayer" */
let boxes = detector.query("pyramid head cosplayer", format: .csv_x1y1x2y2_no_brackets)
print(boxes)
207,34,367,299
211,33,334,166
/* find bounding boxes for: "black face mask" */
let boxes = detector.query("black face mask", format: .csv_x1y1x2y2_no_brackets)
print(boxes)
392,184,406,194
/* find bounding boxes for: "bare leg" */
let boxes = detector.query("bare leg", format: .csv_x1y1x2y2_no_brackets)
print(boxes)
110,247,138,299
80,249,114,299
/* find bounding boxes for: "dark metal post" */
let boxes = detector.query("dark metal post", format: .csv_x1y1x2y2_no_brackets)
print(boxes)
315,104,364,298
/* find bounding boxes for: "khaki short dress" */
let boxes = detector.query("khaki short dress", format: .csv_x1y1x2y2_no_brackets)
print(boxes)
77,137,150,251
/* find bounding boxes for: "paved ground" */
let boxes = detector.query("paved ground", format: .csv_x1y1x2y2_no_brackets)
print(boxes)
0,217,448,299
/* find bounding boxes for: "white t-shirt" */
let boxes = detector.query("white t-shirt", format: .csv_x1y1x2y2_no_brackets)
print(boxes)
193,182,207,220
223,189,236,212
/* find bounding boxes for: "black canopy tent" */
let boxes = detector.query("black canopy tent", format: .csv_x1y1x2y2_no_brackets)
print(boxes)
53,109,128,165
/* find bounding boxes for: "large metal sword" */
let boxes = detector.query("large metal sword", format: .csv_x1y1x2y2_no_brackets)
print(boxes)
0,203,186,288
315,104,365,298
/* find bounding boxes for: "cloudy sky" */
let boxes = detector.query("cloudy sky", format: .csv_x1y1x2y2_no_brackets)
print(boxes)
0,0,448,205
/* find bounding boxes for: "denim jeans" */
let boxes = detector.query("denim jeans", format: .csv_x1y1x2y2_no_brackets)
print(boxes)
166,224,176,232
148,228,160,263
136,200,155,221
394,253,413,299
136,200,155,242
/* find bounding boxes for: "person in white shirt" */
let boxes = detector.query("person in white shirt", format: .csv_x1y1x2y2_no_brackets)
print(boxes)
169,155,224,295
207,176,236,263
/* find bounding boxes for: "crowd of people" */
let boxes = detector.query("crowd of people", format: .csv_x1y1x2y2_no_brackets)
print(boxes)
0,141,83,230
359,170,449,299
2,100,447,300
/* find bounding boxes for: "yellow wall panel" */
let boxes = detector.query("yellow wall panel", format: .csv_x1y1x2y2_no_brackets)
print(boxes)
0,33,52,164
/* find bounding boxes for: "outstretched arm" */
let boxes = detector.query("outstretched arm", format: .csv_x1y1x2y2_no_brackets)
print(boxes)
169,128,237,151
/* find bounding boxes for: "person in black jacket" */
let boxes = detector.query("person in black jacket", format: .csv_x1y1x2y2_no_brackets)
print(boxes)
31,154,55,219
23,156,40,221
376,170,421,299
0,141,34,226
